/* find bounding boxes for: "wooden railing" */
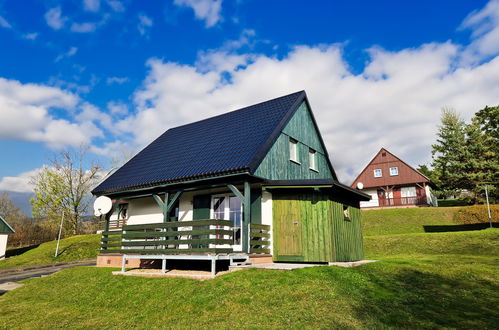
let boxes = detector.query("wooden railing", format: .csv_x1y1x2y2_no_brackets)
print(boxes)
379,196,427,207
100,219,235,255
249,224,271,254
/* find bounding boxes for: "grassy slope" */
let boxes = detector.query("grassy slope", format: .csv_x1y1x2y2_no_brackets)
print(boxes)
0,208,498,328
362,206,461,236
0,234,100,269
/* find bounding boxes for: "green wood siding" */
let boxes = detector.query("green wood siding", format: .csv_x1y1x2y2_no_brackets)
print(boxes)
192,195,211,219
0,216,14,234
254,101,333,180
272,191,363,262
250,188,262,224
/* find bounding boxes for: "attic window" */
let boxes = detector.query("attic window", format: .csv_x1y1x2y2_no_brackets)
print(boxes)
374,169,382,178
289,138,300,163
309,148,317,172
390,167,399,176
382,152,386,157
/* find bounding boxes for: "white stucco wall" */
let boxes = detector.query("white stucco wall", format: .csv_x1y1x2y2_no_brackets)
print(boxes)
0,234,8,260
261,190,273,252
360,188,379,208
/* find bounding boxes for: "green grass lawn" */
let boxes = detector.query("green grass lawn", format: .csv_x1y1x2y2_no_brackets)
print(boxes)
362,206,462,236
0,234,100,269
0,207,498,328
0,229,497,328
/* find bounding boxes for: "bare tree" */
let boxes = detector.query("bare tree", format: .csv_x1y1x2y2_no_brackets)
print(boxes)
30,146,102,235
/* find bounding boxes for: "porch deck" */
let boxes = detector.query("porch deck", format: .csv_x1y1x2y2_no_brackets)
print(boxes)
100,220,271,275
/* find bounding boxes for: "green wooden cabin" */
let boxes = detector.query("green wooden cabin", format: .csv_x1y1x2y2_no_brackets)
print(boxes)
92,91,370,273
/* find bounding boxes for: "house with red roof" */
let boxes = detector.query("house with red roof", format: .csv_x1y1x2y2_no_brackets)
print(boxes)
351,148,438,209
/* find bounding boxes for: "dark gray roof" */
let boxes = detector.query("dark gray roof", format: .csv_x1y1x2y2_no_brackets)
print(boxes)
93,91,309,194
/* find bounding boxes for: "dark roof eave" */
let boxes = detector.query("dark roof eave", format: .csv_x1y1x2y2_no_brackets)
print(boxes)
263,179,371,201
92,169,256,196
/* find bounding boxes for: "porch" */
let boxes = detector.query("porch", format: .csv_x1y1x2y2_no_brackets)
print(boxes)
100,220,271,275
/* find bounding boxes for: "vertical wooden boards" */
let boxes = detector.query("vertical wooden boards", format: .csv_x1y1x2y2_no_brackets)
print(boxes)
250,188,262,224
192,195,211,248
331,202,364,262
254,101,333,181
272,190,364,262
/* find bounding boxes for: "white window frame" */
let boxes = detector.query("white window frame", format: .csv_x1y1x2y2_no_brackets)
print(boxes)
309,148,318,172
389,167,399,176
289,138,300,163
211,194,243,252
374,169,382,178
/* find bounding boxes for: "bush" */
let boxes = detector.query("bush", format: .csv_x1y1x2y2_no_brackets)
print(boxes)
453,204,499,224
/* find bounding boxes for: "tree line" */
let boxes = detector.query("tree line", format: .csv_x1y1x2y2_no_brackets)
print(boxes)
421,105,498,204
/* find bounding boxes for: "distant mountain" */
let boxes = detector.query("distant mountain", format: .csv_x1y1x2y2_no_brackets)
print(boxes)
1,191,34,216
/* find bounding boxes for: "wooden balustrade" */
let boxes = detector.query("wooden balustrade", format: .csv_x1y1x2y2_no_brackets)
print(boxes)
100,219,235,255
249,223,271,254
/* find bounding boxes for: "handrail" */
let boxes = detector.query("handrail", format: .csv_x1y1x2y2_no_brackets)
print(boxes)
249,223,271,254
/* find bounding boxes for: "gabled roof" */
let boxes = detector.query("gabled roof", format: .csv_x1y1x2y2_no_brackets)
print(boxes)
93,91,336,195
351,148,432,189
0,215,15,234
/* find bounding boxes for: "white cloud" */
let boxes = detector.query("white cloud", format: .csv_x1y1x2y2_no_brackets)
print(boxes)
174,0,222,28
0,15,11,29
106,76,129,84
55,47,78,62
71,22,98,33
137,13,153,36
44,7,68,30
107,0,125,12
113,25,499,184
84,0,100,12
0,78,103,149
23,32,38,40
0,168,42,193
107,101,128,115
460,0,499,64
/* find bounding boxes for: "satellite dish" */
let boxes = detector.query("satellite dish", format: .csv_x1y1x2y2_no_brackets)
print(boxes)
93,196,112,216
357,182,364,190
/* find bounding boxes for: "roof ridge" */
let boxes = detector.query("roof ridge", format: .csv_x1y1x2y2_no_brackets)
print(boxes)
168,90,305,132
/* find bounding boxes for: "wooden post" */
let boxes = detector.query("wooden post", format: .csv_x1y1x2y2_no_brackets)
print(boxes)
243,181,251,253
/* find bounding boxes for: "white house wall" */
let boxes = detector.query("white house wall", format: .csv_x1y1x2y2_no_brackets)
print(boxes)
360,189,379,208
0,234,8,260
261,190,273,252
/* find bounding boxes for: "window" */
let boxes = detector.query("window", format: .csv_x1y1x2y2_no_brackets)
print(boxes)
289,138,299,163
390,167,399,176
309,148,317,171
374,169,382,178
118,203,128,219
211,194,243,250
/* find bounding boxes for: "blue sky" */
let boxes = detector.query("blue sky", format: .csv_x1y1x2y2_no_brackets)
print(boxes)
0,0,499,193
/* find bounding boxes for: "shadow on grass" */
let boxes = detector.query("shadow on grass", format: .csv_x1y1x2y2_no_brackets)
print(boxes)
351,268,498,328
55,244,74,257
6,244,40,258
424,223,497,233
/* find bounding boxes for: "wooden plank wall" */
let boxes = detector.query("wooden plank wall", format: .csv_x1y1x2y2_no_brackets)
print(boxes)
273,191,364,262
254,101,333,180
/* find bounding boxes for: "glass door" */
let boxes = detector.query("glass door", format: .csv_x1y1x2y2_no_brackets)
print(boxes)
211,194,243,251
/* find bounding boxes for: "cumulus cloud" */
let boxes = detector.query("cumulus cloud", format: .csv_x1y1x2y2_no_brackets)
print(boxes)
137,13,153,36
45,7,68,30
84,0,100,12
55,47,78,62
113,30,499,184
107,0,125,12
174,0,222,27
23,32,38,40
0,78,103,149
71,21,98,33
460,0,499,64
106,76,129,84
0,168,42,193
0,15,11,29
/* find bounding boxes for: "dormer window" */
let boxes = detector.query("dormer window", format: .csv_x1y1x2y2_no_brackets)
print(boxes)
374,169,382,178
289,138,300,163
390,167,399,176
309,148,317,171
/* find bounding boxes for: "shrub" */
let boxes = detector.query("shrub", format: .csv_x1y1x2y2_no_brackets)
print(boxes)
453,205,499,224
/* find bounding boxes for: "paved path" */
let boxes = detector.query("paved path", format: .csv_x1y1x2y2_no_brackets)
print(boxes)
0,259,96,295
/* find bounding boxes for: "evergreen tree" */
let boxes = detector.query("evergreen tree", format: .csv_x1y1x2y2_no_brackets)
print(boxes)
431,108,467,197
